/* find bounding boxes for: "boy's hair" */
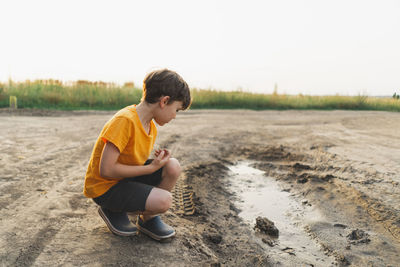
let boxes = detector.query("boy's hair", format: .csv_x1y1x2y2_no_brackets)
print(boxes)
143,69,191,110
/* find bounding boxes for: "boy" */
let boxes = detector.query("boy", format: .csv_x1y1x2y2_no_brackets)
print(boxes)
83,69,191,241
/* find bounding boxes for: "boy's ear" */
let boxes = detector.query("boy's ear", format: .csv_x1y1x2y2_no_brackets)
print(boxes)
159,96,170,108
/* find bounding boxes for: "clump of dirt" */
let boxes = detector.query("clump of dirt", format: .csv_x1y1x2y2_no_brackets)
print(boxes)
202,230,223,245
254,216,279,237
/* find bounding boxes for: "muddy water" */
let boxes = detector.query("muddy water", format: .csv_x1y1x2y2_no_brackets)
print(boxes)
228,161,335,265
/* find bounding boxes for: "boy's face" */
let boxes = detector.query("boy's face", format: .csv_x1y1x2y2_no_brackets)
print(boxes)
154,99,183,126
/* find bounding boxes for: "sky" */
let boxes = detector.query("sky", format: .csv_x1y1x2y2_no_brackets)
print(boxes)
1,0,399,96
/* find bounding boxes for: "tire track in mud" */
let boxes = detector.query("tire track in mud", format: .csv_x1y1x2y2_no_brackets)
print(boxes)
335,182,400,241
0,144,89,214
209,144,400,266
309,161,400,243
0,140,92,212
243,145,400,242
0,141,92,266
1,186,88,265
13,219,60,267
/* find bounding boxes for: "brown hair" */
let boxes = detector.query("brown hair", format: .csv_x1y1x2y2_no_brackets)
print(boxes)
142,69,191,110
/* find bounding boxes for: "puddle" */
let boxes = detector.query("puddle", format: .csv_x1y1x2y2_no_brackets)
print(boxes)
228,161,333,264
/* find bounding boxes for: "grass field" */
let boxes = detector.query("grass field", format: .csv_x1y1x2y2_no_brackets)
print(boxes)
1,79,399,111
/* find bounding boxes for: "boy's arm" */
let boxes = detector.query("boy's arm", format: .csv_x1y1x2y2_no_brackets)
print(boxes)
99,141,170,178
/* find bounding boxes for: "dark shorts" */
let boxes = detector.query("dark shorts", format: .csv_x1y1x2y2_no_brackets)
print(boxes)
93,160,163,212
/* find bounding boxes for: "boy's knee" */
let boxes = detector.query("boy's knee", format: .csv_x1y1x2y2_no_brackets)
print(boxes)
165,158,181,178
159,192,173,213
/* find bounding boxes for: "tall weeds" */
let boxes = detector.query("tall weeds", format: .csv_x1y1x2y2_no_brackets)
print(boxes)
189,89,400,112
0,80,399,112
0,79,142,110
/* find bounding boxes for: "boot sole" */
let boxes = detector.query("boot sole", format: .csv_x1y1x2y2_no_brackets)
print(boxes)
137,224,176,241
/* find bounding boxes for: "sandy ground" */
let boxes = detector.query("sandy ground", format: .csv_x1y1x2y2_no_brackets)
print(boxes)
0,108,399,266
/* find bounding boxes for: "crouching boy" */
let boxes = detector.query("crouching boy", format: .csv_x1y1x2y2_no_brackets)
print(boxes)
83,69,191,241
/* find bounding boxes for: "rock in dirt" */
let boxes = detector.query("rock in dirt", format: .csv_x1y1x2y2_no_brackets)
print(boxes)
254,216,279,237
292,162,311,170
281,247,296,256
333,223,347,229
261,237,276,247
347,229,371,244
297,177,309,184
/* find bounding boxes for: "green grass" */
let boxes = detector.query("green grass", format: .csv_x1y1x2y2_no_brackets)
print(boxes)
1,80,399,112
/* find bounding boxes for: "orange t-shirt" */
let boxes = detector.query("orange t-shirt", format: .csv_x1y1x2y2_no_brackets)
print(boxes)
83,105,157,198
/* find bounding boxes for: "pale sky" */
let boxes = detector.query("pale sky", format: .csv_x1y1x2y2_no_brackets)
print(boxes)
1,0,399,96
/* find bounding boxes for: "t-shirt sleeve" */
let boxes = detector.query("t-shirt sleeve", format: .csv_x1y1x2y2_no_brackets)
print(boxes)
101,117,133,153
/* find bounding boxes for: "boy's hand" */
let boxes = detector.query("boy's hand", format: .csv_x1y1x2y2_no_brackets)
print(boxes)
154,148,171,158
154,149,162,157
151,149,171,170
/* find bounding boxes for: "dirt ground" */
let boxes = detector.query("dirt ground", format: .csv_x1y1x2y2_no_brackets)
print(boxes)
1,108,399,266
